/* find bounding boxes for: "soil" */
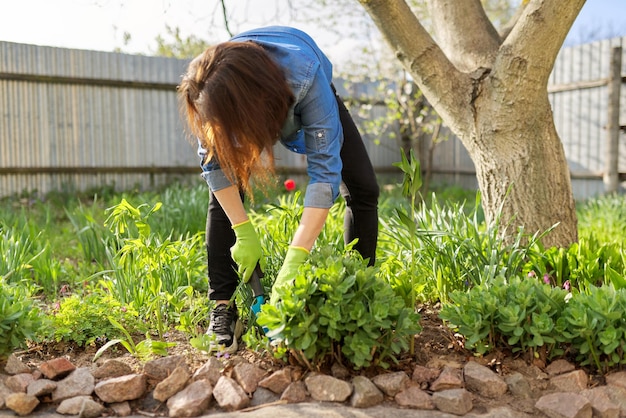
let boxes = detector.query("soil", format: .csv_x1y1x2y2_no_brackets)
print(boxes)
4,303,600,417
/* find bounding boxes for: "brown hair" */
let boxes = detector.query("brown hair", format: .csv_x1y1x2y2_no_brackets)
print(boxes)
178,41,295,195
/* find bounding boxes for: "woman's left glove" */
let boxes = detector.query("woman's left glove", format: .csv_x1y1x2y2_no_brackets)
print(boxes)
230,220,262,282
269,246,309,305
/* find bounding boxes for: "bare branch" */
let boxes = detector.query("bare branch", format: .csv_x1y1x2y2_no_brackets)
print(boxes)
220,0,233,37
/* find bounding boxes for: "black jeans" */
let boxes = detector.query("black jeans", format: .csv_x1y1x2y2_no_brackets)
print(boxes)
206,92,379,300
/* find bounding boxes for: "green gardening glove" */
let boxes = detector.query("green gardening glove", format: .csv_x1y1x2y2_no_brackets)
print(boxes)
269,246,309,305
230,220,262,282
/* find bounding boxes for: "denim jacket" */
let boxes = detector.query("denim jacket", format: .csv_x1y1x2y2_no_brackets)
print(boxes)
198,26,343,209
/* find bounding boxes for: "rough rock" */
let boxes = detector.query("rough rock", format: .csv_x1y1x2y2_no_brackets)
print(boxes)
52,367,95,402
505,372,533,399
580,387,620,418
305,373,353,402
430,366,464,391
232,361,268,393
431,388,474,415
39,357,76,380
371,371,410,397
259,368,292,394
56,395,105,418
463,361,508,398
5,373,34,393
153,364,191,402
143,355,186,381
192,357,223,385
412,364,441,385
93,373,146,403
26,378,57,397
535,392,592,418
395,385,435,410
280,381,308,403
350,375,384,408
4,355,31,375
5,392,40,416
550,369,588,392
93,359,133,380
605,370,626,390
166,379,213,417
213,375,250,411
545,359,576,376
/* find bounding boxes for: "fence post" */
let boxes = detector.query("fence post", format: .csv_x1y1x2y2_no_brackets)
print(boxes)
604,46,622,193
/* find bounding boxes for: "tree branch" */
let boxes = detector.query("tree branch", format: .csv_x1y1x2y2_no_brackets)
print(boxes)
358,0,474,137
220,0,233,37
428,0,501,72
495,0,585,91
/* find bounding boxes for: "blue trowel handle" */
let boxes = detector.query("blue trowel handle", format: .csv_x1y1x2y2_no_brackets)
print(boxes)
249,264,265,315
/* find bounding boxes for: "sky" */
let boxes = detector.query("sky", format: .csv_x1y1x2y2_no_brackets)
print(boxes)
0,0,625,65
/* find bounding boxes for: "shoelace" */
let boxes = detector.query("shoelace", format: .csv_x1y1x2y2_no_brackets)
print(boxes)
209,306,233,335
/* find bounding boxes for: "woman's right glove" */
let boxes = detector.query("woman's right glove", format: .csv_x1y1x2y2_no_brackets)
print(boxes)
230,220,262,282
269,246,309,305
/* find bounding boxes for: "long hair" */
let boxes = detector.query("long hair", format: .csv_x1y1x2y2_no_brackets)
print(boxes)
178,41,295,195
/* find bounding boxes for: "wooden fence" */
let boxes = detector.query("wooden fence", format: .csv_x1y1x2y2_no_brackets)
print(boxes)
0,37,624,199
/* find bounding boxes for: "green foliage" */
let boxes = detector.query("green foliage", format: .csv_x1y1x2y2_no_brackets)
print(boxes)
48,292,147,347
558,286,626,373
100,198,207,337
257,248,421,370
440,276,568,357
578,193,626,246
93,317,175,362
0,278,46,358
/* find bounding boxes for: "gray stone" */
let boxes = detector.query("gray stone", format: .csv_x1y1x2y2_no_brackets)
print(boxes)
56,395,104,418
144,355,186,381
27,378,57,397
4,355,31,375
431,388,473,415
213,376,250,412
0,380,11,409
535,392,592,418
371,371,410,397
250,387,280,407
395,385,435,410
93,373,146,403
166,379,213,417
504,372,532,399
463,361,508,398
304,373,353,402
350,376,384,408
153,364,191,402
52,367,95,402
109,401,132,417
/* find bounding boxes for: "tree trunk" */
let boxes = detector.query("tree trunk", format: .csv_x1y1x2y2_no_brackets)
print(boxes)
358,0,584,248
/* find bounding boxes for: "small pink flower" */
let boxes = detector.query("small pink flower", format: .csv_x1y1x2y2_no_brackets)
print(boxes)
543,274,550,284
120,306,127,313
563,280,571,291
528,271,536,278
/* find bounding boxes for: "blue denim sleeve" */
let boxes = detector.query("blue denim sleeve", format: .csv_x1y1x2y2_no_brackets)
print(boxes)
299,70,343,209
197,140,234,191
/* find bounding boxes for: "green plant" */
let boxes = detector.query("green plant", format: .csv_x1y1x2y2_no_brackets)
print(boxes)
48,292,147,347
0,278,46,358
257,247,421,370
93,317,176,362
557,285,626,373
440,276,568,358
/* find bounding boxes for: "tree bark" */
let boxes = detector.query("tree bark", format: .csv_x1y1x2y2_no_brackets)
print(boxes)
358,0,584,247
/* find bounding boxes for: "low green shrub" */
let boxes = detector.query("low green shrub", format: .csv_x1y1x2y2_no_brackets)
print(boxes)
257,247,421,370
0,278,45,357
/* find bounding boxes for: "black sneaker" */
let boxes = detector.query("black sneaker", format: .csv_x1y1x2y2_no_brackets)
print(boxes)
206,304,243,354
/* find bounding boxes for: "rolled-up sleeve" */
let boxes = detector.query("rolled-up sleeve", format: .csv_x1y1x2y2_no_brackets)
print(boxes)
299,71,343,209
198,141,234,191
